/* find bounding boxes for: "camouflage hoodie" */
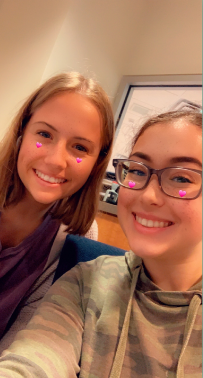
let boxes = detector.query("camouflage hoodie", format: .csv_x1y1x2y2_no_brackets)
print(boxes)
0,252,202,377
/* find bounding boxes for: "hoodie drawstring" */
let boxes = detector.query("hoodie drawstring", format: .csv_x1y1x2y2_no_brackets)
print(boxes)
109,269,140,378
176,294,202,378
110,272,201,378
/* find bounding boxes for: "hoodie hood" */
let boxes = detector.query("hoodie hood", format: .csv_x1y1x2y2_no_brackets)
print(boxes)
110,251,202,378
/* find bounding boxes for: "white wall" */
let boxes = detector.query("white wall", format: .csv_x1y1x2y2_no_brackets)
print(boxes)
0,0,69,138
41,0,146,100
0,0,202,140
125,0,202,75
42,0,202,97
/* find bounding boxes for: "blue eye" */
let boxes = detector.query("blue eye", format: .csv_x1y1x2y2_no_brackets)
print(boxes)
38,131,51,139
129,169,146,176
173,176,191,183
74,145,87,152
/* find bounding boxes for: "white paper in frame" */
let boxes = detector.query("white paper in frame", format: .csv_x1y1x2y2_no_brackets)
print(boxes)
107,74,202,173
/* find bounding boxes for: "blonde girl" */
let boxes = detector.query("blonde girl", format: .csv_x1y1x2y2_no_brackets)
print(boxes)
0,72,114,348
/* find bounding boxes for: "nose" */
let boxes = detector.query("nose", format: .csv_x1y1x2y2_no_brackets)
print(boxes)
140,174,165,206
44,142,68,171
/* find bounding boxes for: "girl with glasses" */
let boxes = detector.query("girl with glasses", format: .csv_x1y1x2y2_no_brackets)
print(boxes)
0,109,202,377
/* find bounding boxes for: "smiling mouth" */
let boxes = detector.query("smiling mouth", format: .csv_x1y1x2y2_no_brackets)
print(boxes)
34,169,67,184
135,214,173,228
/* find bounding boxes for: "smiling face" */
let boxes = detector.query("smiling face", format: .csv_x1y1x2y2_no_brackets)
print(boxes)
17,92,102,208
117,120,202,263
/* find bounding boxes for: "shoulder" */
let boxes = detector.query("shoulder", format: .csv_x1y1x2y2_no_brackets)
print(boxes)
37,252,142,325
56,251,142,292
79,250,142,275
46,219,99,269
43,223,67,268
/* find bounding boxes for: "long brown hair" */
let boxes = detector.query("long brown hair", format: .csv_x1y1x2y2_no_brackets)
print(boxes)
0,72,115,235
132,109,202,149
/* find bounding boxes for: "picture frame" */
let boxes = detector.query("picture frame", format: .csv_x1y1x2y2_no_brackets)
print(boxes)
108,74,202,173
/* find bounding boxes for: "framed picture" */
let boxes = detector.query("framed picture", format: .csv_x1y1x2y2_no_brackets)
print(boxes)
107,74,202,173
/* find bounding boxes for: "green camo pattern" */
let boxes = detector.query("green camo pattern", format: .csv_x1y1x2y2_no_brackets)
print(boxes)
0,252,202,377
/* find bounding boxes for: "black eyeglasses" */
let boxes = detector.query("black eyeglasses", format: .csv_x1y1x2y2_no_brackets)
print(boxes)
113,159,202,200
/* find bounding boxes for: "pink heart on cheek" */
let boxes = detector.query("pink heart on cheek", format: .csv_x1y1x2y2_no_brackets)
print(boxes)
128,181,136,188
36,142,42,148
76,158,82,163
179,190,186,198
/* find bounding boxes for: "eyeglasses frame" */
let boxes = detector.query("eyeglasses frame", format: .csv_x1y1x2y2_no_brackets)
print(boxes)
113,158,202,200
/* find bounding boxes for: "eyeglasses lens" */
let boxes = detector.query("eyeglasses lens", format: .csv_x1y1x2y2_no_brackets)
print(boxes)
162,168,202,199
117,161,201,199
117,161,148,189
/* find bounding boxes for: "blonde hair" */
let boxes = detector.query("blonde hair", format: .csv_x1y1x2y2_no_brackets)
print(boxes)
132,108,202,149
0,72,115,235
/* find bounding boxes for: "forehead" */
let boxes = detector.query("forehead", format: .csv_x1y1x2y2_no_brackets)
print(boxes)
132,121,202,164
34,92,98,115
29,92,102,130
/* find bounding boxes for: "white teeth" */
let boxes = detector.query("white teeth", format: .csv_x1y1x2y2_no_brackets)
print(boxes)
147,220,154,228
35,170,66,184
136,216,170,228
141,218,147,226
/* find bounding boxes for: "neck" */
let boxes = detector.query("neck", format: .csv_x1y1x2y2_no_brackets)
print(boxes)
6,194,54,221
16,195,53,220
143,245,202,291
0,195,55,248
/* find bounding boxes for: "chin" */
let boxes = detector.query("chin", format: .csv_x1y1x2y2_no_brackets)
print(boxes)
31,195,58,206
128,240,168,260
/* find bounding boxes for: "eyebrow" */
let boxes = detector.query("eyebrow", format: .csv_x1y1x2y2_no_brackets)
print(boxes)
130,152,202,168
34,121,94,144
34,121,58,132
170,156,202,168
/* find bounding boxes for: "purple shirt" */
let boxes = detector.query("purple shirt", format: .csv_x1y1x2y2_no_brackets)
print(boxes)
0,213,60,338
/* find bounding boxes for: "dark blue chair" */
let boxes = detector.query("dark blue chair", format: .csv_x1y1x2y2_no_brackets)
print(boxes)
53,234,125,283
